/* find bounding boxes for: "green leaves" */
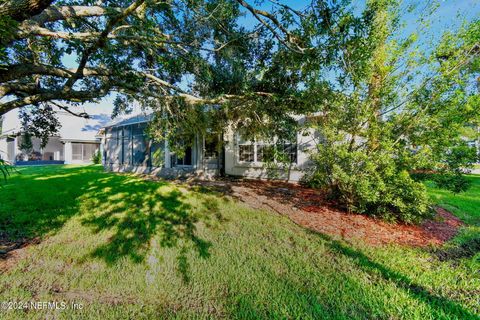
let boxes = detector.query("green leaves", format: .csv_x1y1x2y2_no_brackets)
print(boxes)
302,2,478,222
0,158,15,184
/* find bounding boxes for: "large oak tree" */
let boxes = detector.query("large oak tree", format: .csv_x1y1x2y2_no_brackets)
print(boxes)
0,0,309,117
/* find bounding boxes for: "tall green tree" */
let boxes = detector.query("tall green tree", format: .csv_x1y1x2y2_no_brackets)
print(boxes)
0,0,318,148
303,1,479,222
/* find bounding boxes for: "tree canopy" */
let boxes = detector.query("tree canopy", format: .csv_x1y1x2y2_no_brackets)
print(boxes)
1,0,307,116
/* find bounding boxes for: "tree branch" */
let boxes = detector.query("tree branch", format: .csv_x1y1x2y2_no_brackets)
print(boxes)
0,63,109,83
29,5,122,25
0,0,53,22
49,101,90,119
63,0,146,89
0,88,110,114
235,0,306,53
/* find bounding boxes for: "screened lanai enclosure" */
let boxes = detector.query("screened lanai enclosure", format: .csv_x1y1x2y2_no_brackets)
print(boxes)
102,116,224,178
101,114,317,182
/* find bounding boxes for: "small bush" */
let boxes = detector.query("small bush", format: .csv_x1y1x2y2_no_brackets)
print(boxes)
432,173,471,193
444,143,477,173
92,150,102,164
152,148,164,167
413,143,477,193
432,143,477,193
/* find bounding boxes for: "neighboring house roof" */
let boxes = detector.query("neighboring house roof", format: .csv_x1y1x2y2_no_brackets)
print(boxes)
102,112,153,129
0,107,111,142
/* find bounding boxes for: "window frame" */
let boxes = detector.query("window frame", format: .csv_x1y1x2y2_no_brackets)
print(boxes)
172,145,193,167
71,142,99,161
235,133,298,165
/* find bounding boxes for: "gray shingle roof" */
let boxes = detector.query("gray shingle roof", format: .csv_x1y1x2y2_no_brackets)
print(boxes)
103,113,153,128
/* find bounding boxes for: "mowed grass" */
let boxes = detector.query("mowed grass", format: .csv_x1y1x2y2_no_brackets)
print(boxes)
426,174,480,225
425,174,480,255
0,165,478,319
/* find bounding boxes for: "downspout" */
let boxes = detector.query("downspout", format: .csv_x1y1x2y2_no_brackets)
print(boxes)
121,126,124,165
220,131,225,177
130,125,133,167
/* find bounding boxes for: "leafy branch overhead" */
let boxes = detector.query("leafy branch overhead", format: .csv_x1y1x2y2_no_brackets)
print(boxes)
0,0,310,118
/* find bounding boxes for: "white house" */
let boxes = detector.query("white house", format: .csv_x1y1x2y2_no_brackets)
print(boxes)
0,107,108,165
100,112,318,181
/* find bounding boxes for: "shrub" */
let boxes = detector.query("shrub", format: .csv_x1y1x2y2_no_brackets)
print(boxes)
443,143,477,173
92,150,102,164
306,144,432,224
152,148,164,167
432,143,477,193
432,173,471,194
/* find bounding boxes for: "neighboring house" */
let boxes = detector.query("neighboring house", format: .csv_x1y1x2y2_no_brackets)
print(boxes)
0,108,108,165
463,124,480,163
100,113,318,181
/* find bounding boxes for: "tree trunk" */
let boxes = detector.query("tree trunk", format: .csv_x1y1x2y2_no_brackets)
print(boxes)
0,0,54,22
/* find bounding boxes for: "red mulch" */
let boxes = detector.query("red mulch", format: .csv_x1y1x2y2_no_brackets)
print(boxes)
200,179,464,247
0,237,40,273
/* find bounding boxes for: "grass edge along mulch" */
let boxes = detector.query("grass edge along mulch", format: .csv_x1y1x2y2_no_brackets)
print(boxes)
188,179,465,247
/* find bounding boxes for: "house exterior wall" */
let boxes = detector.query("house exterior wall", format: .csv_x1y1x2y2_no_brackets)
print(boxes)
223,126,317,182
0,107,105,165
5,138,17,162
14,136,63,162
101,117,318,182
0,136,99,165
0,138,8,161
41,137,64,161
64,141,72,164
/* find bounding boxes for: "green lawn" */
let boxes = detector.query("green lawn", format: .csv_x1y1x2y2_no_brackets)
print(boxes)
426,174,480,225
0,165,479,319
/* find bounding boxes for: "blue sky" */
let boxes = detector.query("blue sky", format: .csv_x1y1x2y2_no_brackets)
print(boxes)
76,0,480,117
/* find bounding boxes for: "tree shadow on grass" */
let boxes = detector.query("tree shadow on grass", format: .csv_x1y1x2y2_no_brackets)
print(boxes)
0,166,104,243
0,165,224,282
310,231,480,319
78,172,224,282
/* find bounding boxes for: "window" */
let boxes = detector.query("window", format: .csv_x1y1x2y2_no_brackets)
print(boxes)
277,141,298,163
132,124,148,165
72,143,83,160
173,146,192,166
239,145,254,162
237,134,297,164
107,127,120,146
238,135,254,162
122,126,131,165
204,136,219,160
83,144,96,159
256,144,274,162
72,143,98,161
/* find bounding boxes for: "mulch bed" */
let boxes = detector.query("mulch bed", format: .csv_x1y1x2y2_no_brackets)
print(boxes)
0,236,40,273
193,179,464,247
